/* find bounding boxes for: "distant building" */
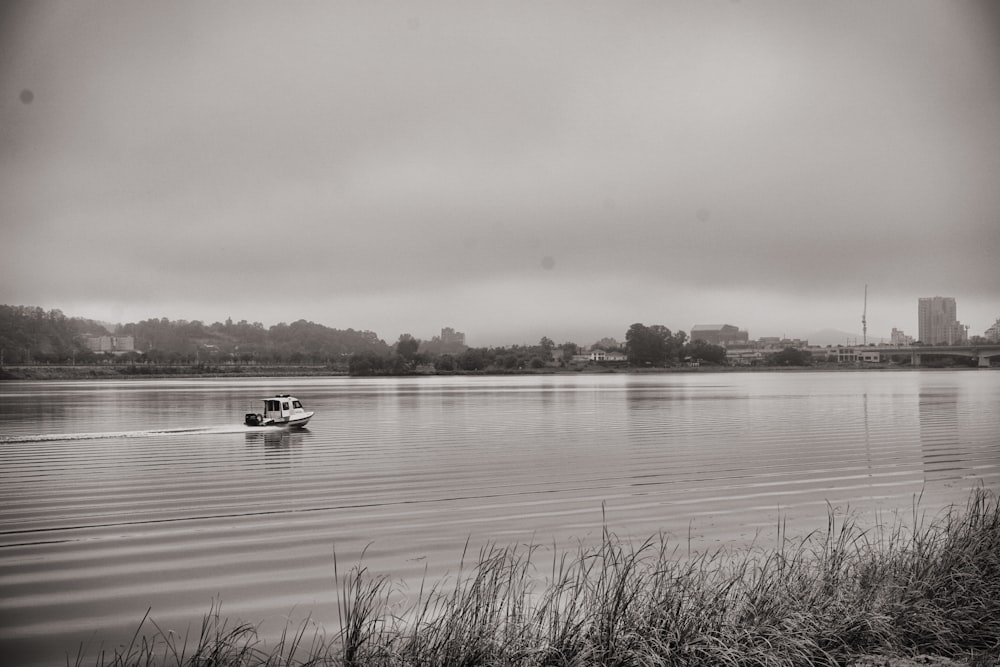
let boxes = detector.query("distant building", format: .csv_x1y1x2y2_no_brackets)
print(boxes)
918,297,967,344
81,335,135,354
419,327,467,355
836,347,882,363
986,319,1000,343
890,328,913,346
690,324,749,347
571,349,627,364
440,327,466,347
726,349,764,365
589,350,626,362
755,336,808,349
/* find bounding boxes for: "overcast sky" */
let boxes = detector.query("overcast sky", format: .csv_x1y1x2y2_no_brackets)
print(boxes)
2,1,998,347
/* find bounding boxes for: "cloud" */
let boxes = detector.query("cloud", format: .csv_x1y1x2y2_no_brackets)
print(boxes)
2,1,999,343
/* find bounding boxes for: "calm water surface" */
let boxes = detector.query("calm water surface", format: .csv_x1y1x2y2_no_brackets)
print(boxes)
1,371,998,665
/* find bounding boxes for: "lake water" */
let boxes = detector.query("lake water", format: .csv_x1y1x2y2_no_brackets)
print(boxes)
1,370,998,666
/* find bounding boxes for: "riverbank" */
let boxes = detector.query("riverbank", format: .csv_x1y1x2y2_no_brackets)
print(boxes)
81,488,1000,667
0,364,348,381
1,362,981,381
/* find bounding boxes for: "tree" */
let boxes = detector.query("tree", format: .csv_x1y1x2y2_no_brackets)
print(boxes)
538,336,555,361
348,351,384,376
626,323,654,365
458,348,488,371
592,337,620,351
560,342,578,363
396,334,419,362
685,339,727,365
626,323,668,366
649,325,681,363
767,347,811,366
435,354,456,372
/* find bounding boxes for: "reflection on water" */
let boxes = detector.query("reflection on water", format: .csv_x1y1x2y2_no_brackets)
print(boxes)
918,377,986,486
0,371,997,666
245,428,310,466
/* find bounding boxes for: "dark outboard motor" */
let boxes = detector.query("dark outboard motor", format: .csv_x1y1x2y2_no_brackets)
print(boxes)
245,412,263,426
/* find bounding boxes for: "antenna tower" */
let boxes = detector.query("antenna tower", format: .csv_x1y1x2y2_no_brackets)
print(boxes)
862,284,868,346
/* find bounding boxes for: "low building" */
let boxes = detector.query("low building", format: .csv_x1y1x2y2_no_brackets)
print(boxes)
726,348,764,365
755,337,808,350
81,335,135,354
858,350,882,363
807,347,838,362
836,347,883,363
571,349,627,364
890,328,913,346
984,319,1000,343
690,324,749,347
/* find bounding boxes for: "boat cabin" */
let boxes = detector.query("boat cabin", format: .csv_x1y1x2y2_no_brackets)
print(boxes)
264,395,304,422
245,394,313,428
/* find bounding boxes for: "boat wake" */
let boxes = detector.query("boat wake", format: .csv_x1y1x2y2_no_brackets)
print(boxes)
0,425,285,444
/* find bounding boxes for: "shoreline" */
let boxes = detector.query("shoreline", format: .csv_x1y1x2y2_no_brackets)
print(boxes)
1,362,985,381
0,364,990,382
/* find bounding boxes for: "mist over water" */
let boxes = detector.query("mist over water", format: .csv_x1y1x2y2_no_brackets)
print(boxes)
1,372,998,666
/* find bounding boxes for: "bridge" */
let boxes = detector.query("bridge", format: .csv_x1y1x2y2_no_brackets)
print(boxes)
847,344,1000,367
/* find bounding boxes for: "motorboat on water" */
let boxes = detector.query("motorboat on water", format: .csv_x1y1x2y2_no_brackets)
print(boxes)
245,394,314,428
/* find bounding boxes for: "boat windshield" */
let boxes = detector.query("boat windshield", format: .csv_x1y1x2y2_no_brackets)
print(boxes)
292,400,303,409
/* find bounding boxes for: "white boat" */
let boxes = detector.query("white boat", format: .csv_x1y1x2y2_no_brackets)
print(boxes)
244,394,314,428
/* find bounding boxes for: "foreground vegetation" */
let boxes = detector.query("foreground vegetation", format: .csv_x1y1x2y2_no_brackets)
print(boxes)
79,488,1000,666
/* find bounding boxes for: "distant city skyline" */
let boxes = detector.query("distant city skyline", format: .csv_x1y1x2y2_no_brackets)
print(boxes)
17,292,997,351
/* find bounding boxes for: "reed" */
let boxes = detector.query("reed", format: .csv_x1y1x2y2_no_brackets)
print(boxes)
73,600,334,667
83,487,1000,666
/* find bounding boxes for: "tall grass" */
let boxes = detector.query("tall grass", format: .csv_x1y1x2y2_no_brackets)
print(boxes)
72,600,335,667
83,488,1000,666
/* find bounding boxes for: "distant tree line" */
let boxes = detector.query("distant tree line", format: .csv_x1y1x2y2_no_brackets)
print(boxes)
0,305,107,364
349,335,561,376
118,317,389,366
0,305,389,366
353,325,739,376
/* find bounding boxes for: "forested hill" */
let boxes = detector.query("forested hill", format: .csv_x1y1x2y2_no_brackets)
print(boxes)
0,305,109,363
0,305,389,365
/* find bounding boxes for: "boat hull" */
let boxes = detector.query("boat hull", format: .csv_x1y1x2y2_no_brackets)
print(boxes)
244,412,313,428
282,413,313,428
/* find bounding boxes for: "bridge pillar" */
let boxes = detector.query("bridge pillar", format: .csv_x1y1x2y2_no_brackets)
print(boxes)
912,353,921,366
980,354,991,368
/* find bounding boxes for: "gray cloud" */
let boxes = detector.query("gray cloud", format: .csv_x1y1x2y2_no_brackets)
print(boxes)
2,1,998,344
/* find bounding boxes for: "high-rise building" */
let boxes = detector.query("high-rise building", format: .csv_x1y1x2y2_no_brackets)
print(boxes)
917,297,967,344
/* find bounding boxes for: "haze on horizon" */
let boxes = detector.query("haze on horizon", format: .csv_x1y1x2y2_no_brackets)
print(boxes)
2,1,999,348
